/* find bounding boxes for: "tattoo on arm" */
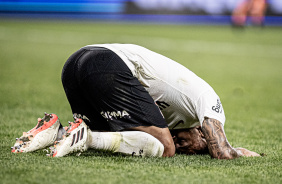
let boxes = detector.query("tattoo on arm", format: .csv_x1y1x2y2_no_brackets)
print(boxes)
202,118,240,159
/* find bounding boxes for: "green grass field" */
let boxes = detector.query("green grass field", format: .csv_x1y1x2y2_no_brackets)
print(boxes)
0,19,281,184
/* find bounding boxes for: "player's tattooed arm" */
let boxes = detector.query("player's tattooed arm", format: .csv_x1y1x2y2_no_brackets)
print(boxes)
201,118,241,159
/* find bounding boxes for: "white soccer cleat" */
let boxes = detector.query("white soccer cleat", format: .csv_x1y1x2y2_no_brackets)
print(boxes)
11,113,62,153
48,116,90,157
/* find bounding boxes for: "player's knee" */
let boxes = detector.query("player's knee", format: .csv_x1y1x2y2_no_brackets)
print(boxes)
127,126,175,157
116,131,166,157
144,134,165,157
161,137,175,157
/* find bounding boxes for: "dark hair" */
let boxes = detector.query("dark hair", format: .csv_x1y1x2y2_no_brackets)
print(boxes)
171,127,209,155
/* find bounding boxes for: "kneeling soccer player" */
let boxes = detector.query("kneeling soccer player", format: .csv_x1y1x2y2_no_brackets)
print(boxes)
12,44,260,159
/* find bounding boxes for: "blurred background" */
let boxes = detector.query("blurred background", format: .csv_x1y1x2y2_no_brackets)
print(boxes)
0,0,282,25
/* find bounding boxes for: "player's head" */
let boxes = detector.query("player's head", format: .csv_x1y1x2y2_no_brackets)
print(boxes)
171,126,208,155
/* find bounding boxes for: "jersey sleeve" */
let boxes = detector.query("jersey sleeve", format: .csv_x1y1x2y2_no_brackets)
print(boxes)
196,90,226,127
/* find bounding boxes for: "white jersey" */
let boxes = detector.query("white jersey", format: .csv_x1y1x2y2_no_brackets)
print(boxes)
87,44,226,129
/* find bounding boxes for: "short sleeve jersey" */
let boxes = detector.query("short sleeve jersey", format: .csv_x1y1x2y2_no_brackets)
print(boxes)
86,44,226,129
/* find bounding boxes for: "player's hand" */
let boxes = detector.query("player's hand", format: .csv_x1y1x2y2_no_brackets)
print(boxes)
235,147,261,157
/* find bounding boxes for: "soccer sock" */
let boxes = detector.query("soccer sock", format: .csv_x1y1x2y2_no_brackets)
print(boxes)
88,131,164,157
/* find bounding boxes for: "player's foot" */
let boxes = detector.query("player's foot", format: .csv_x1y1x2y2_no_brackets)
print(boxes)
48,115,90,157
11,113,62,153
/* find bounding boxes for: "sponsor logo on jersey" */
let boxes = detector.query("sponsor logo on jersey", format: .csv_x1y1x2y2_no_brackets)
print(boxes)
100,110,131,121
212,99,222,113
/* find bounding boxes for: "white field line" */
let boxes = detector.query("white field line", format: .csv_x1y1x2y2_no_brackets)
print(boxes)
0,26,282,59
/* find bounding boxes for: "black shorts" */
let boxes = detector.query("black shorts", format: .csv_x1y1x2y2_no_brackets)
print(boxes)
61,46,167,131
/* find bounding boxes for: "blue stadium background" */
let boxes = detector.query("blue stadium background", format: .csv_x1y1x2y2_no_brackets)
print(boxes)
0,0,282,25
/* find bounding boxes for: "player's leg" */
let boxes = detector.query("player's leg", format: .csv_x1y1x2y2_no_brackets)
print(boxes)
77,46,175,157
89,131,164,157
232,0,250,26
59,46,175,157
127,126,175,157
49,116,165,157
250,0,267,25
